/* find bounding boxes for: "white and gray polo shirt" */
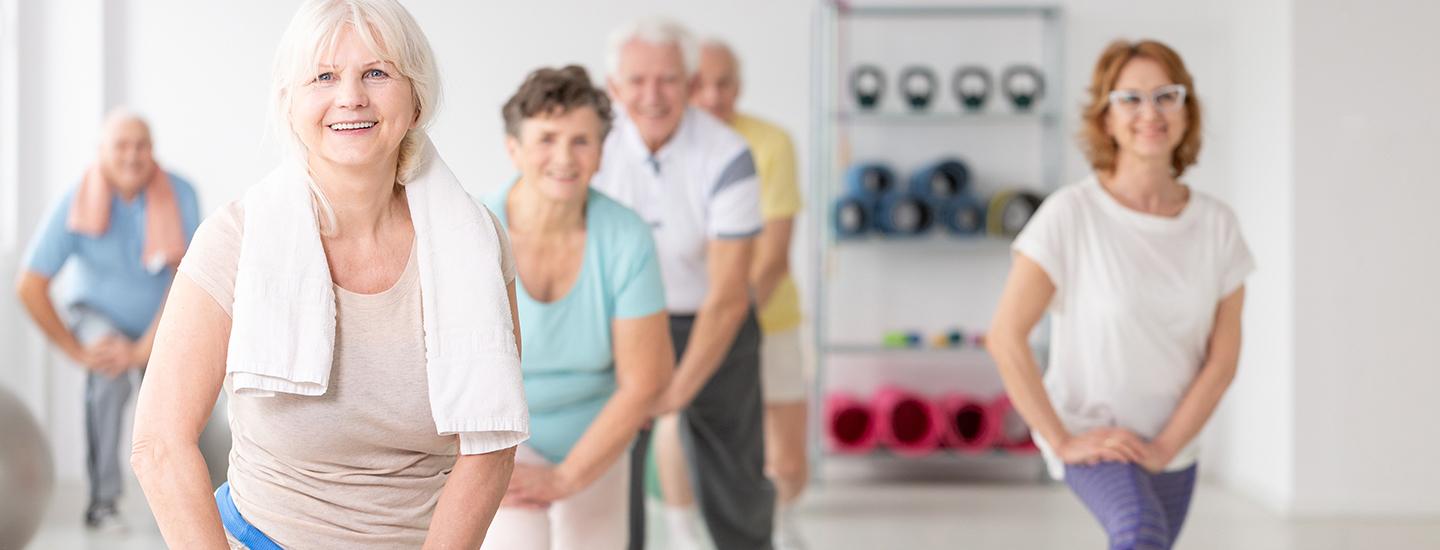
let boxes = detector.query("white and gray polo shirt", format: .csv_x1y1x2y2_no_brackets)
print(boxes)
591,106,762,314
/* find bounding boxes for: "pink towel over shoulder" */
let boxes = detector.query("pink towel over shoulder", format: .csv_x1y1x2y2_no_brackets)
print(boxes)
67,164,186,271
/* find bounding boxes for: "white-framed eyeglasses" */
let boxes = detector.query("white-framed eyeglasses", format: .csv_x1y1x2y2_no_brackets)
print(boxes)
1107,84,1187,115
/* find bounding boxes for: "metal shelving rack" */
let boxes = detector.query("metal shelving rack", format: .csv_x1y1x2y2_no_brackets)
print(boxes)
808,3,1064,481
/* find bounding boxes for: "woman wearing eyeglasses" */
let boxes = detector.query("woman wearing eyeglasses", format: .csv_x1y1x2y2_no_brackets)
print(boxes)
987,40,1253,550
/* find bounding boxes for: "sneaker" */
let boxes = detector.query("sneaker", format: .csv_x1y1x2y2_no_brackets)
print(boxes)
663,504,708,550
773,504,808,550
774,529,809,550
85,505,130,535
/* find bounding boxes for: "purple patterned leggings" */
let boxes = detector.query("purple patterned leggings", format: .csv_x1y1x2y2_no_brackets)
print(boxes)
1064,462,1198,550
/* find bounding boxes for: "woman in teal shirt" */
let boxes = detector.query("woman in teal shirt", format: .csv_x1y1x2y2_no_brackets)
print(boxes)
482,65,674,550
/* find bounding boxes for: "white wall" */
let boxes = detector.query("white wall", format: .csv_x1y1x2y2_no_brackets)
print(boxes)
3,0,114,482
1,0,19,251
0,0,20,398
1203,0,1295,513
1290,0,1440,516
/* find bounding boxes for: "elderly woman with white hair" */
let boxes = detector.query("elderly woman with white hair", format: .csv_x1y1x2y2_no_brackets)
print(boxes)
130,1,527,548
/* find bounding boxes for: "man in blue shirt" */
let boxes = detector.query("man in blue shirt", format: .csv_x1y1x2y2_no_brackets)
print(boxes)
14,110,201,532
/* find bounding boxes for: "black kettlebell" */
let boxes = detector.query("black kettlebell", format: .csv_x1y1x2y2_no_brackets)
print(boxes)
952,66,993,111
1001,65,1045,111
850,65,886,110
899,66,937,111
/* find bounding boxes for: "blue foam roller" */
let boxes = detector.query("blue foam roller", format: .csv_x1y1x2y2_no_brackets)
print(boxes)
939,194,986,235
908,158,971,201
874,193,934,236
833,195,874,239
844,163,898,200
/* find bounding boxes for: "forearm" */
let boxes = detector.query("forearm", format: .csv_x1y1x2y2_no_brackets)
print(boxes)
1153,286,1245,458
424,446,516,549
750,256,788,309
1153,359,1238,456
673,293,750,400
557,384,662,491
987,333,1071,448
131,437,228,549
130,273,232,547
15,275,83,359
749,218,794,308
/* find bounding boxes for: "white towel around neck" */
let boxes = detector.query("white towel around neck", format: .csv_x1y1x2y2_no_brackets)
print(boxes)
227,137,528,454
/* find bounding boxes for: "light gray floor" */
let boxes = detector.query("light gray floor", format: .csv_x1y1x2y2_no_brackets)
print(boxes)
26,478,1440,549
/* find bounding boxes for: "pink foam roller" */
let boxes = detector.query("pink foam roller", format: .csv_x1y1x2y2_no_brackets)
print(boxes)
989,395,1039,453
825,393,879,454
939,393,1000,452
873,386,943,456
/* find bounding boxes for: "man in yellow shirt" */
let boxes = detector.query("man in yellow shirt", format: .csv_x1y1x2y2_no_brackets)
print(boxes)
655,36,808,550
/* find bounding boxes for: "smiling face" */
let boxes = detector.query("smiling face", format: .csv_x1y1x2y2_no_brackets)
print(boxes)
1105,56,1187,164
608,39,690,151
506,106,604,204
692,44,740,123
98,117,156,196
290,24,416,176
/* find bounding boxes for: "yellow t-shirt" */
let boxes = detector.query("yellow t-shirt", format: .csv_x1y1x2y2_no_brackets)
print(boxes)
731,113,803,334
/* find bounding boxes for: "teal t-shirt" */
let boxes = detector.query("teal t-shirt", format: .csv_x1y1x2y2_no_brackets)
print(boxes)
484,181,666,463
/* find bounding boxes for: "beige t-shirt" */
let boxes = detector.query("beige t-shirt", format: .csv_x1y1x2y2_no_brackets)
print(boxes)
180,200,516,549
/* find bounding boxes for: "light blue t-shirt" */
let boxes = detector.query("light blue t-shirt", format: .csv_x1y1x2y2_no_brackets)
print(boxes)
484,181,666,463
23,173,202,339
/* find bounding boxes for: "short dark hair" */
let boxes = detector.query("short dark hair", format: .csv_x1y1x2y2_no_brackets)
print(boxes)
502,65,613,139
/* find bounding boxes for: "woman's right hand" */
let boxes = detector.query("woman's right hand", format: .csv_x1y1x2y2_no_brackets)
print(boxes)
1056,427,1150,465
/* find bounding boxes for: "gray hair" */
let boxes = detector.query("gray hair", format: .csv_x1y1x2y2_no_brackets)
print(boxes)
99,107,151,144
605,17,699,77
698,36,741,82
269,0,441,235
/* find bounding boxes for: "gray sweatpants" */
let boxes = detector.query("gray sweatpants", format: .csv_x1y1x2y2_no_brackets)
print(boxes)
72,307,138,512
629,311,775,550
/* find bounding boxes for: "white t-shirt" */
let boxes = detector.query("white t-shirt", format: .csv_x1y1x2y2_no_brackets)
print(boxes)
591,106,762,313
1013,176,1255,479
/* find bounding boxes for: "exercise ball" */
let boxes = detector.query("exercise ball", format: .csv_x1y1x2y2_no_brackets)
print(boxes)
0,386,54,549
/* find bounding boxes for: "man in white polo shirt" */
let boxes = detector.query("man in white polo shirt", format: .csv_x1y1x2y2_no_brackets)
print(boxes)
593,17,774,550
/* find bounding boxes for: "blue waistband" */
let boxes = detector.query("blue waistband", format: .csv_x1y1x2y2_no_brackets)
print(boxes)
215,482,283,550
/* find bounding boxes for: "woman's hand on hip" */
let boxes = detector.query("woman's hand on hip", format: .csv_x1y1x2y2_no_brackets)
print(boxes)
1057,427,1150,465
1136,439,1178,474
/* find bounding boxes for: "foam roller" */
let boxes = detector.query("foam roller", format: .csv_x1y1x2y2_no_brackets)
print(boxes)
825,393,879,454
833,195,873,239
988,395,1039,453
986,190,1044,237
874,386,943,456
844,163,898,199
909,158,971,200
874,194,934,236
938,194,985,235
939,394,1000,452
